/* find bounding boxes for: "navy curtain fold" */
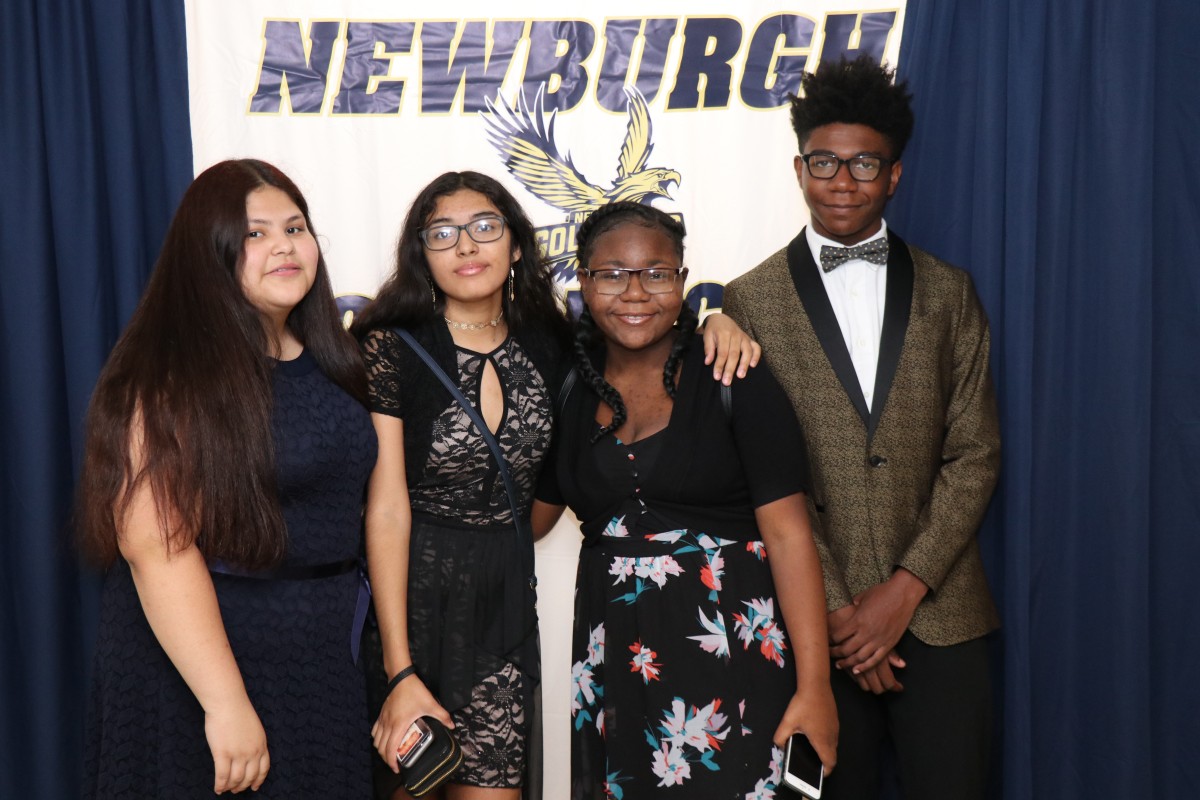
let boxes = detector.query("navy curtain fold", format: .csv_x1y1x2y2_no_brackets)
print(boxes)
0,1,193,796
1148,1,1200,793
893,0,1200,796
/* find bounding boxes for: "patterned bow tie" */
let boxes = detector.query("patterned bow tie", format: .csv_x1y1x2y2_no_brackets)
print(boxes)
819,238,889,272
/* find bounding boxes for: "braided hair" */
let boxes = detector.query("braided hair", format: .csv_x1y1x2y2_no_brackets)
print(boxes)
573,201,698,442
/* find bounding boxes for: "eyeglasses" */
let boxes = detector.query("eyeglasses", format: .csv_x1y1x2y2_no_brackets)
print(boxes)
419,217,507,250
799,152,893,182
580,267,684,295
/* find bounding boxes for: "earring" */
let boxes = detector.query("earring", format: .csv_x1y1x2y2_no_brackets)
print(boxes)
508,266,516,303
427,277,437,309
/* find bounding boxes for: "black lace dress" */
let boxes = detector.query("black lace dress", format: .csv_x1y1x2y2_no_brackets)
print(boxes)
362,323,558,792
83,351,378,798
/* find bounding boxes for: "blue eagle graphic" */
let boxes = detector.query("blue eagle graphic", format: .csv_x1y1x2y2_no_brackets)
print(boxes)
482,86,681,224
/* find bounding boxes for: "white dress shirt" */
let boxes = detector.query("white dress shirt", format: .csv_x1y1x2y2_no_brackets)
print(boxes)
805,222,889,411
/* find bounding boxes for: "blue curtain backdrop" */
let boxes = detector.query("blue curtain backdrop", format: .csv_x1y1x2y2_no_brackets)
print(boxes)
1,1,1197,797
890,0,1200,796
0,1,193,796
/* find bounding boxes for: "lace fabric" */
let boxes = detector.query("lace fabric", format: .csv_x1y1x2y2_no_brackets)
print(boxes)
85,352,377,798
362,328,550,797
363,330,552,526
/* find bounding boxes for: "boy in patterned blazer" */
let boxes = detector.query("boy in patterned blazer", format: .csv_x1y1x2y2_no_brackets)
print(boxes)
724,56,1001,799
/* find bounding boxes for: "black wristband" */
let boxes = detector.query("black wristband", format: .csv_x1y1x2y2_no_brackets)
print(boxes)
385,665,417,697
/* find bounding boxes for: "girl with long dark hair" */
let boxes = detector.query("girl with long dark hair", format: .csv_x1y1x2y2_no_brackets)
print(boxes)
534,202,838,799
79,159,376,797
352,172,756,799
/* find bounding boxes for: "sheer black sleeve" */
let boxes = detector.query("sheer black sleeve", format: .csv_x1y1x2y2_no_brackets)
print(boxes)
360,328,406,418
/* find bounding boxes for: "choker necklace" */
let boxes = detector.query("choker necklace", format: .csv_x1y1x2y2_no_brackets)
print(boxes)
444,309,504,331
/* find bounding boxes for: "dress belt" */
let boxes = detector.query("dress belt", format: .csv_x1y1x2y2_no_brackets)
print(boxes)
410,511,521,534
208,557,371,665
208,557,359,580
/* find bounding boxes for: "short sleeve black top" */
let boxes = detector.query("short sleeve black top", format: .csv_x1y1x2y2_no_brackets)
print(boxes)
539,335,811,543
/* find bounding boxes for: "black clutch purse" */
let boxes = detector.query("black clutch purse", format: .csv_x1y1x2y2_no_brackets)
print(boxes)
402,716,463,798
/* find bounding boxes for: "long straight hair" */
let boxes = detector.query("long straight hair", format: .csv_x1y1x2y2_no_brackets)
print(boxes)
351,171,571,345
77,159,366,568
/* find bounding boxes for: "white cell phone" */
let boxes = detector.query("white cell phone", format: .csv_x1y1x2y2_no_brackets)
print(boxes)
396,718,433,768
782,732,824,798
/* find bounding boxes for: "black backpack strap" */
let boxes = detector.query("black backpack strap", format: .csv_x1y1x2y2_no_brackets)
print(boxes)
557,366,579,417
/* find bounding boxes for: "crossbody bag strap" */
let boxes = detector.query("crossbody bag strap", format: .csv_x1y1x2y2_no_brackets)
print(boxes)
391,328,537,590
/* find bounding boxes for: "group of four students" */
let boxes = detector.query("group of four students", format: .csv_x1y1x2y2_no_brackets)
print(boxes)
80,57,999,800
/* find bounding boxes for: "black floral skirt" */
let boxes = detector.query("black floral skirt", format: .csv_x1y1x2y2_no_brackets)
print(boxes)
570,518,796,799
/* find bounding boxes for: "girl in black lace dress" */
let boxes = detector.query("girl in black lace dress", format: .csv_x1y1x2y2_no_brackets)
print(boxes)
352,174,758,800
353,172,571,800
78,160,375,797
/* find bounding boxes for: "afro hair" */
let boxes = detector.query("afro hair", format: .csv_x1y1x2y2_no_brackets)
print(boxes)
790,55,915,159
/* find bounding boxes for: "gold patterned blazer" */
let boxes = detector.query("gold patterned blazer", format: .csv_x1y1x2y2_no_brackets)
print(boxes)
724,229,1001,645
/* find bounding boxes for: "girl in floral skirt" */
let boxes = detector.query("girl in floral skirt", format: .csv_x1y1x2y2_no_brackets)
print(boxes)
535,202,838,799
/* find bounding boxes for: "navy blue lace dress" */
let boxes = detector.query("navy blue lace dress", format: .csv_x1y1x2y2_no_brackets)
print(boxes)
83,351,377,798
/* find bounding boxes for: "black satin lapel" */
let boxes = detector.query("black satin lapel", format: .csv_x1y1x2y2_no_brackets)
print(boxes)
786,233,869,425
868,230,914,441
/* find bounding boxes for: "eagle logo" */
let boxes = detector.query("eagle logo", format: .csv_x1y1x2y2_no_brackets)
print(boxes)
482,86,680,281
482,85,680,223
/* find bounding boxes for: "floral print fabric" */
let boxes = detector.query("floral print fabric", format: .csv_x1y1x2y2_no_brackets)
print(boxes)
571,518,795,799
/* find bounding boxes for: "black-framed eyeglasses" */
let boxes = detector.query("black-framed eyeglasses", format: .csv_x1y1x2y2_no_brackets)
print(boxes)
580,267,684,295
799,152,893,182
419,217,507,250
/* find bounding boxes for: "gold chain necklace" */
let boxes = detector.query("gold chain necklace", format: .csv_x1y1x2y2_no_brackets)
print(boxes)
444,309,504,330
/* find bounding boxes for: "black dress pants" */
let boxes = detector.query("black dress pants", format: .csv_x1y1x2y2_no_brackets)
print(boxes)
821,631,992,800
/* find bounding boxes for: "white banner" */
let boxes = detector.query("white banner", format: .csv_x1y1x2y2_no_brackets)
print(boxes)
184,2,904,792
